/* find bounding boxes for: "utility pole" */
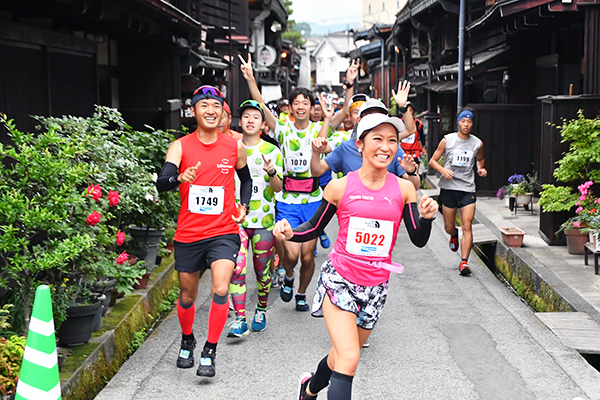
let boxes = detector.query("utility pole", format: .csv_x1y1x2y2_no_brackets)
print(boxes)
457,0,466,111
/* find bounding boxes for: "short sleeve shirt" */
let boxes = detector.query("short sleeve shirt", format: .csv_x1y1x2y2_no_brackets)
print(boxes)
235,139,284,229
275,120,323,204
324,140,407,177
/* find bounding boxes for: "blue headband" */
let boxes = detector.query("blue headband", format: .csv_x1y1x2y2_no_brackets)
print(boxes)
457,110,474,125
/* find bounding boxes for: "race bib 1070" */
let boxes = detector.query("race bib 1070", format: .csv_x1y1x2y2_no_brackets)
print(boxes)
188,185,224,215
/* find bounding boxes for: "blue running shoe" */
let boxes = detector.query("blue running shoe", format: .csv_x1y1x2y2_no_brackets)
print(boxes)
226,317,249,338
251,308,267,332
319,233,331,249
295,294,310,312
280,279,294,302
314,248,317,257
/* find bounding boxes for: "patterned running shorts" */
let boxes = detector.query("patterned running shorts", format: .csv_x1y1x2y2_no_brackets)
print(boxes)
312,259,389,330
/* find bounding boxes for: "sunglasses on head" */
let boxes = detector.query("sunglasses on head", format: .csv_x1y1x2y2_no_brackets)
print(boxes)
193,85,223,97
239,99,263,110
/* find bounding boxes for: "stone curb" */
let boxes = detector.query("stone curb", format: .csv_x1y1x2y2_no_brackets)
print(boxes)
59,256,179,400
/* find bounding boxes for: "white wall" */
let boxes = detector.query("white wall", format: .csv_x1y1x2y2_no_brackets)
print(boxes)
362,0,407,28
315,41,348,87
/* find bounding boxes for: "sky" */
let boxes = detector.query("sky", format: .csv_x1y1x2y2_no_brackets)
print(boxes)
290,0,362,35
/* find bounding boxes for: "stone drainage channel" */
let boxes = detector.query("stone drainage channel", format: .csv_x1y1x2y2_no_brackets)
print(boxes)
472,232,600,374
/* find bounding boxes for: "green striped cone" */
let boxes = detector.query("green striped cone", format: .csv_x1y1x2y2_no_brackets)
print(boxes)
15,285,61,400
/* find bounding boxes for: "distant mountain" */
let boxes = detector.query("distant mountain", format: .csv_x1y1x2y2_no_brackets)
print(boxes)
306,21,362,36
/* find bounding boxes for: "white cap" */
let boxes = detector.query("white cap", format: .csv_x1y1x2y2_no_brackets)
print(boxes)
358,98,389,117
356,113,405,139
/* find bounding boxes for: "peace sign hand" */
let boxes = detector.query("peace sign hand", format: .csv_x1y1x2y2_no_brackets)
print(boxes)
346,58,359,85
318,93,334,119
391,80,411,108
238,53,254,82
262,154,276,176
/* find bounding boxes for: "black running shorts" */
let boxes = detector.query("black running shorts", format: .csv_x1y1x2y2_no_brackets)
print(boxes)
174,234,241,273
439,188,476,209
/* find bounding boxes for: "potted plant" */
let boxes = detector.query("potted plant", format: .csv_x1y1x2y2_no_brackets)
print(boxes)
0,304,26,399
539,110,600,254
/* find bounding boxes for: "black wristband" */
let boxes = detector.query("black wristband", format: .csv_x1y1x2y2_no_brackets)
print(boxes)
168,175,180,185
240,203,250,215
398,105,408,113
406,166,418,176
343,82,353,89
267,170,277,177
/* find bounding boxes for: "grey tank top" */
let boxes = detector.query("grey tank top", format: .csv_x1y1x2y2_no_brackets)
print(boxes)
437,132,482,192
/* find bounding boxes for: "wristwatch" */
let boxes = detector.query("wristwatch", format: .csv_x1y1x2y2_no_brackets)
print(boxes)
398,105,408,114
240,203,250,215
406,166,418,176
343,82,354,90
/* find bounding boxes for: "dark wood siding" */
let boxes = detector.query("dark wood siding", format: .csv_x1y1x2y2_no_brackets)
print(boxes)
469,104,535,196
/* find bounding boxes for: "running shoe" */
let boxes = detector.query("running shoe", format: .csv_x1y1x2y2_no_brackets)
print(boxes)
251,308,267,332
297,372,317,400
270,269,280,288
295,294,310,312
449,227,459,252
319,233,331,249
274,253,280,267
314,248,317,257
281,277,294,302
459,259,471,276
362,341,370,348
176,337,196,368
196,347,216,377
278,268,286,287
226,317,249,338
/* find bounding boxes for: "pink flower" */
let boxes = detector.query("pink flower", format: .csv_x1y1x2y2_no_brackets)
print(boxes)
86,211,101,226
576,206,583,214
596,198,600,204
116,231,125,246
108,190,120,207
86,184,102,201
116,251,129,265
580,195,587,201
576,201,581,206
573,221,581,228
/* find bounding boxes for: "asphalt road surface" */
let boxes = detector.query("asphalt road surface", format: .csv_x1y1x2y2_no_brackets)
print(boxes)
95,215,600,400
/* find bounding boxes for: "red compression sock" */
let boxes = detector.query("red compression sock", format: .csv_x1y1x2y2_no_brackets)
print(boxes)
206,300,229,343
176,299,195,335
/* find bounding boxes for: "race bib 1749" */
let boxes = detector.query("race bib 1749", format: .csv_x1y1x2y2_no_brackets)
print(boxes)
188,185,224,215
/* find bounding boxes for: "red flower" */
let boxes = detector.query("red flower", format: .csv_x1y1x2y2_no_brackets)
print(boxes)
108,190,120,206
86,211,102,226
116,230,125,246
116,251,129,265
86,184,102,201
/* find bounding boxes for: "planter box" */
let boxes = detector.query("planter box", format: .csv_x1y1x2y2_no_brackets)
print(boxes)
590,231,600,251
500,227,526,247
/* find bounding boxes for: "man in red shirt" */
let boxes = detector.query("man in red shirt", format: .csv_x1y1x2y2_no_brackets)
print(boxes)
156,85,252,378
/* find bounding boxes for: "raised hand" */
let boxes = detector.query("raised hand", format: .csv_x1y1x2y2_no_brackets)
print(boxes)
346,58,359,85
273,219,294,240
238,53,254,82
398,154,416,174
391,80,411,108
318,93,334,120
262,154,275,175
312,136,329,153
418,195,438,220
179,161,201,183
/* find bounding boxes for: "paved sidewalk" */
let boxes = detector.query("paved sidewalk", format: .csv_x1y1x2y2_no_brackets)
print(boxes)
474,195,600,321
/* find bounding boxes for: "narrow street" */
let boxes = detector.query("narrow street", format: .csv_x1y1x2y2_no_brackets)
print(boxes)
95,215,596,400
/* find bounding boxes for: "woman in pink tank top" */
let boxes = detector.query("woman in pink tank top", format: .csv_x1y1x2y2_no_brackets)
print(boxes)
274,113,438,400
